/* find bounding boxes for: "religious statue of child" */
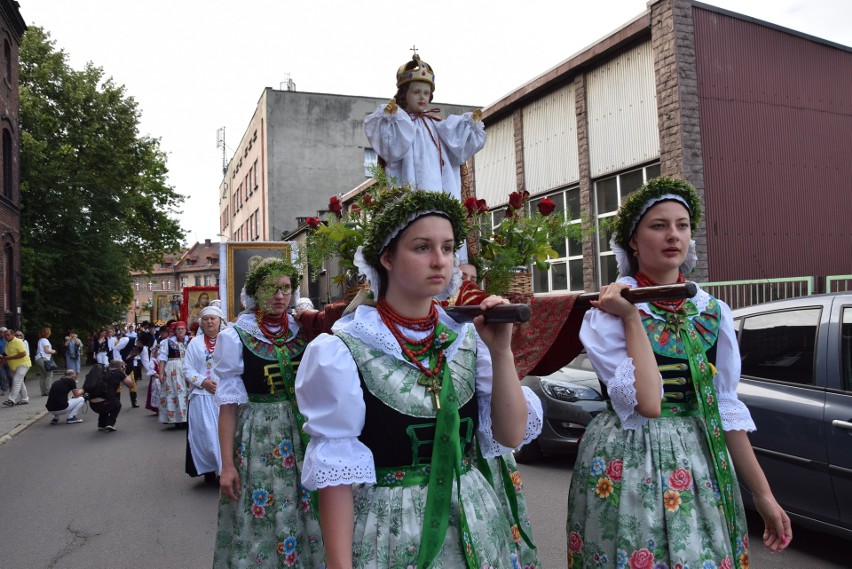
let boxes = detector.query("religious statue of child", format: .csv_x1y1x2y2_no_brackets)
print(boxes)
364,51,487,202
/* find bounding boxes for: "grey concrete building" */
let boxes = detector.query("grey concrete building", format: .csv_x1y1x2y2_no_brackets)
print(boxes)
218,88,477,242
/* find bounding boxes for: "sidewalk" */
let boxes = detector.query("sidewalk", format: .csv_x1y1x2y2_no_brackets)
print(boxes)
0,364,96,445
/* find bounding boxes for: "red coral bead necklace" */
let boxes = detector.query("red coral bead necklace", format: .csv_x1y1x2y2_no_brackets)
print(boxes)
255,309,290,347
377,299,443,378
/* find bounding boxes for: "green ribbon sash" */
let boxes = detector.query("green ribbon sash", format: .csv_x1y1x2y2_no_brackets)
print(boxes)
417,362,479,569
654,305,742,568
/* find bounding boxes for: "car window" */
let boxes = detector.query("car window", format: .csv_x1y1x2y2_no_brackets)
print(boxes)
739,308,820,385
566,352,596,373
843,307,852,391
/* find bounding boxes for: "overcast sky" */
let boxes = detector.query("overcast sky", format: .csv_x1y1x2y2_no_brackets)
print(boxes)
19,1,852,245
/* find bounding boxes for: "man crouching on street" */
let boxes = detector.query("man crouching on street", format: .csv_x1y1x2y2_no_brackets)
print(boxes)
89,360,134,432
45,369,85,424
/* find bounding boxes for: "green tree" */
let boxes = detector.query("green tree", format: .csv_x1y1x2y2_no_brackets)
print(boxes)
19,27,185,335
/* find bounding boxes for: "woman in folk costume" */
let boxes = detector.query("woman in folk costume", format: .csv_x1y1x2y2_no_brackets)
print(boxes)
213,258,323,569
565,178,791,568
295,190,543,569
140,332,159,413
364,52,486,202
157,321,190,427
182,302,224,484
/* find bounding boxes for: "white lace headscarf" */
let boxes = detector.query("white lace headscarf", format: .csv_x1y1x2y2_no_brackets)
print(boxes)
611,193,698,277
353,210,462,300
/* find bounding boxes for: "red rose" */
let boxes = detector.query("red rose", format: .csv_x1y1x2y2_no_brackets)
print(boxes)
362,193,373,207
350,203,361,215
476,198,489,213
628,548,655,569
538,197,556,216
306,217,321,229
668,468,692,491
605,459,623,482
328,196,343,218
568,531,584,553
463,197,479,217
508,191,525,210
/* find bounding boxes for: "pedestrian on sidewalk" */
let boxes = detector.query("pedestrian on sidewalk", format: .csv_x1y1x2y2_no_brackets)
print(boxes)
45,369,85,424
2,328,31,406
64,332,83,373
0,326,9,396
34,327,58,396
88,359,134,432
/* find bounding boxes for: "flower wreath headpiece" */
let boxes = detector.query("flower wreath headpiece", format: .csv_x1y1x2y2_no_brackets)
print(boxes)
241,257,302,313
354,190,469,299
610,177,703,277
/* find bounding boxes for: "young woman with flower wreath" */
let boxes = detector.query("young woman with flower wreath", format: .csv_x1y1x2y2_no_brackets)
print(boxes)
295,190,543,569
565,177,791,568
212,258,324,568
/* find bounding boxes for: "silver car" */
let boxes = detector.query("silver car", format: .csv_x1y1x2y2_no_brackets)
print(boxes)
732,292,852,540
515,352,606,463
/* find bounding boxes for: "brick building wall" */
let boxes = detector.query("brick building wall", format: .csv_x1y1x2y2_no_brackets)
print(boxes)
0,0,25,329
650,0,708,282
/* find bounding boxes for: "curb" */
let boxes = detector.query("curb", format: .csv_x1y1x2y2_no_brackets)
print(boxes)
0,409,48,446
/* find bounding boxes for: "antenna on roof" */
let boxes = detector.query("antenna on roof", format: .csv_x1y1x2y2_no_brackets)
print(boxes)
279,73,296,92
216,127,226,175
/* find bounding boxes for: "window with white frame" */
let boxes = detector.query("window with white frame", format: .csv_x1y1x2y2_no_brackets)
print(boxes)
594,163,661,286
530,187,584,293
364,148,378,177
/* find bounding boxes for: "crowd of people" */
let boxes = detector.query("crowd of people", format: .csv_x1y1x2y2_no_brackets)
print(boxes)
15,52,796,569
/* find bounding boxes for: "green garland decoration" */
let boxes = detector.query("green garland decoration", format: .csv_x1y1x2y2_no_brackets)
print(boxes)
244,258,301,298
361,190,470,268
612,177,703,251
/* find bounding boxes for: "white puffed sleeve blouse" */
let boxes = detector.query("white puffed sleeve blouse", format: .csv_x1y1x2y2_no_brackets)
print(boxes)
579,277,755,432
295,306,543,491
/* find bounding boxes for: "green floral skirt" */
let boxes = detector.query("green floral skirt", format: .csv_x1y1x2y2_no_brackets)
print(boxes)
481,453,541,569
213,399,324,568
566,409,749,569
352,467,516,568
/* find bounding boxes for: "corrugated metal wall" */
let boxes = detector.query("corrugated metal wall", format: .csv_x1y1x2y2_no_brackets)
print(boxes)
522,84,580,195
475,115,516,206
586,41,659,178
694,7,852,281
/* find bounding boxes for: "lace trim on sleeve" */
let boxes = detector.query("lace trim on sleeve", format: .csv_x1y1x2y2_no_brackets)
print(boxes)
606,357,650,430
301,437,376,491
476,387,543,459
214,377,247,407
717,391,756,432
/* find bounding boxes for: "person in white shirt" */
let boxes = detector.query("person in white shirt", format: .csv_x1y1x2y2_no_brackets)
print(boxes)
34,327,58,396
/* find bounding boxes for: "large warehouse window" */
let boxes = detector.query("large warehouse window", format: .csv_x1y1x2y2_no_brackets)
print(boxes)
594,163,660,286
530,187,583,294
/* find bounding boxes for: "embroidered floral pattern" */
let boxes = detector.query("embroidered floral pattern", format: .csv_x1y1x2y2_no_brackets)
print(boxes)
566,410,749,569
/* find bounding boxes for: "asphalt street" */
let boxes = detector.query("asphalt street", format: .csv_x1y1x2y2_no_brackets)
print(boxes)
1,368,849,568
0,369,218,569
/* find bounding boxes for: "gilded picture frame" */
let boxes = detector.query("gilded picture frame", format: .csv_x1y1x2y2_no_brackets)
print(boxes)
224,242,291,322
